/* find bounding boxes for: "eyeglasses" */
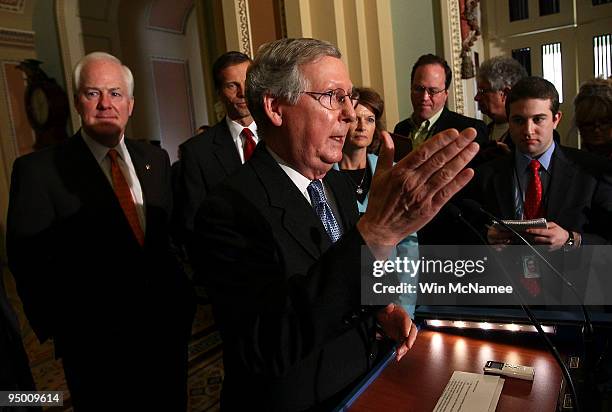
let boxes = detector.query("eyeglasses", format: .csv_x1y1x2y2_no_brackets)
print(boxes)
303,88,360,110
576,121,612,132
411,85,446,97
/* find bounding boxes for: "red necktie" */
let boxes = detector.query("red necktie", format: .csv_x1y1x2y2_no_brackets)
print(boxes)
108,149,145,246
242,128,256,161
522,159,543,296
524,159,543,219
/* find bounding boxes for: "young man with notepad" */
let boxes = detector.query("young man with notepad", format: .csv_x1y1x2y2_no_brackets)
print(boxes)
470,77,612,250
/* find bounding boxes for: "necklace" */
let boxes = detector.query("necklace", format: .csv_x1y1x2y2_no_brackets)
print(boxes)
355,165,368,195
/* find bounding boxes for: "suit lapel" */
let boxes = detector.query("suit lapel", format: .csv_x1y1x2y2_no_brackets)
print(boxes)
125,139,153,208
250,144,339,259
66,133,118,203
213,120,241,174
324,170,359,230
493,156,516,219
430,107,450,136
546,146,576,221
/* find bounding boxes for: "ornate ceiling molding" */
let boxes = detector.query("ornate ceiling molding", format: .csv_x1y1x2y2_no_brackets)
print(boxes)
0,0,25,13
0,27,34,48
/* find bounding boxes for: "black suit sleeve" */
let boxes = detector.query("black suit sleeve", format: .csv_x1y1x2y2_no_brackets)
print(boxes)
6,156,58,342
173,138,208,236
194,187,376,377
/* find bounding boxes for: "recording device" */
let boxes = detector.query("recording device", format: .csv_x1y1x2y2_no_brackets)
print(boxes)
484,361,535,381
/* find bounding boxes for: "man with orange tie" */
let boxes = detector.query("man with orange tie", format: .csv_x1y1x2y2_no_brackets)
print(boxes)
6,52,194,410
468,77,612,297
174,51,258,258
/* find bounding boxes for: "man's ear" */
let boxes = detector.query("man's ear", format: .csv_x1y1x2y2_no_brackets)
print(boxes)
263,94,282,126
501,86,511,100
73,94,81,115
552,110,563,128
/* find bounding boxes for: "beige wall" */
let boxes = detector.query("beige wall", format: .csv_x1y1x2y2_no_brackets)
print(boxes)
390,0,439,123
0,0,37,262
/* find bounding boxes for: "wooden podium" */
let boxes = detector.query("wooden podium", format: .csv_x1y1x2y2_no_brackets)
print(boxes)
348,329,562,411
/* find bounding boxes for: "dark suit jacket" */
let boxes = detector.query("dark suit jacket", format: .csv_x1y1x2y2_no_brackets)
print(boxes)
394,108,487,244
394,106,489,150
174,119,241,237
193,143,387,411
0,270,37,397
6,133,194,408
468,145,612,245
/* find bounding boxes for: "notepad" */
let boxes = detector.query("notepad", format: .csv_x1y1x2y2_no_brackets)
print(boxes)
492,218,548,232
433,371,504,412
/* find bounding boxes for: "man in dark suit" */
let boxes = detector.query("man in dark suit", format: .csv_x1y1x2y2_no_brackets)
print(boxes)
472,77,612,248
466,77,612,303
7,52,194,411
174,51,258,254
392,54,489,245
394,54,488,151
193,38,479,411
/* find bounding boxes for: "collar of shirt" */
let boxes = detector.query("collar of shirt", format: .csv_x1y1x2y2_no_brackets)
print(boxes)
513,139,555,219
81,128,129,165
81,128,146,230
266,146,344,231
515,139,556,174
226,117,258,163
267,146,312,203
410,106,444,132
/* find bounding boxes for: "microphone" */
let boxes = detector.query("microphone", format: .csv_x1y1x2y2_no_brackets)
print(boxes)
460,199,594,338
449,200,583,412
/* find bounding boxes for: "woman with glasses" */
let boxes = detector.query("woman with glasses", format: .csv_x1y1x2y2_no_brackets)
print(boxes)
335,87,419,317
574,78,612,159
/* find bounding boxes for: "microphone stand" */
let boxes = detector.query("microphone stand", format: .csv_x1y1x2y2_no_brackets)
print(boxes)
447,203,582,412
461,200,599,411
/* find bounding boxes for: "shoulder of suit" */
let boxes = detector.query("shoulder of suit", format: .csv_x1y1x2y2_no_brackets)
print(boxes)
179,121,230,158
125,138,167,157
558,145,612,176
444,108,486,127
394,118,413,134
474,152,513,175
13,136,71,167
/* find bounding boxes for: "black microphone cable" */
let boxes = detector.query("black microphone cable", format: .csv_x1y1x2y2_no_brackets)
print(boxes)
460,199,594,339
446,202,581,412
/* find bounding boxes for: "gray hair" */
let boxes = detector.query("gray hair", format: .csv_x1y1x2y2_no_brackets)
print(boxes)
73,52,134,97
246,38,341,130
477,56,527,91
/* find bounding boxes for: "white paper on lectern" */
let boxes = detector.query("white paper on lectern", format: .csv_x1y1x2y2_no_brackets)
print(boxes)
433,371,504,412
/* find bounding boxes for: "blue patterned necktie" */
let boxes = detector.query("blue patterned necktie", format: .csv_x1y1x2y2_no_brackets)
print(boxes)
307,180,342,243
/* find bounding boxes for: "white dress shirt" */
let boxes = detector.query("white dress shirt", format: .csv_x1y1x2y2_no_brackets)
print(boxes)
226,117,259,163
266,146,344,232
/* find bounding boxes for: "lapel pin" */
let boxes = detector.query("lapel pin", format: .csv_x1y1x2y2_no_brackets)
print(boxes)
145,164,151,170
